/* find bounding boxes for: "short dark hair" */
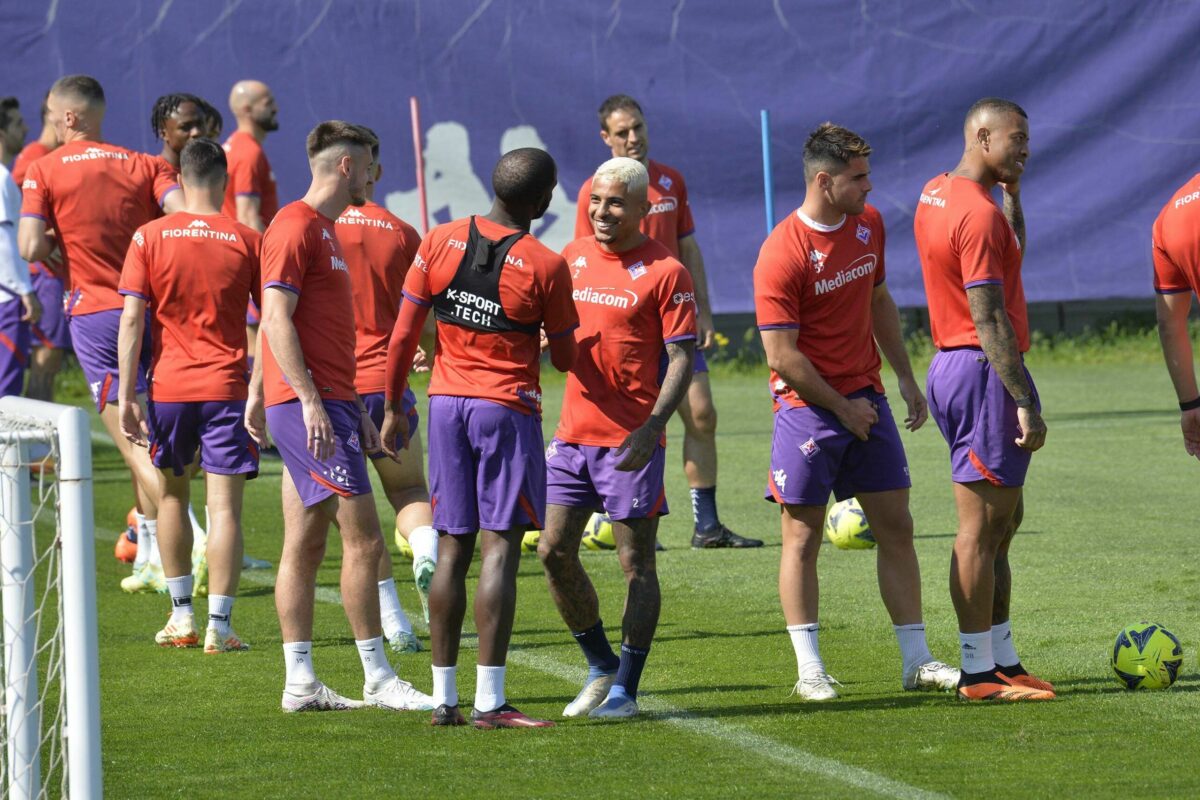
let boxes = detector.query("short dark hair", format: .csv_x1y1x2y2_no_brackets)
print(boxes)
150,93,205,140
0,97,19,128
966,97,1028,123
359,124,381,160
492,148,557,206
40,90,50,124
803,122,872,181
305,120,377,160
50,74,105,107
197,99,223,137
597,94,643,131
179,138,227,184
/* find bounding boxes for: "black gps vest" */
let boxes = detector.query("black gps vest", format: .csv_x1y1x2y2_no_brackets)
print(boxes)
430,217,540,336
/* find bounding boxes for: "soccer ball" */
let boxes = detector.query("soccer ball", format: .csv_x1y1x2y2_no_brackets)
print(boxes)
581,513,616,551
1111,622,1184,690
521,530,541,553
394,525,414,561
824,498,875,550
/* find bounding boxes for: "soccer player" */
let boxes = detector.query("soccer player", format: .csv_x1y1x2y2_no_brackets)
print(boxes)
0,97,41,396
151,93,207,173
116,139,259,652
381,147,578,728
754,123,958,701
1151,173,1200,455
541,156,697,719
18,75,183,594
335,128,436,653
575,94,761,549
913,98,1054,701
254,120,432,713
12,93,65,403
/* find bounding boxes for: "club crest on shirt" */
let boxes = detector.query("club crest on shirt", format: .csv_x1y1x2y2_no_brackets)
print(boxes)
658,174,673,191
626,261,647,280
810,250,827,273
856,224,871,244
799,437,820,458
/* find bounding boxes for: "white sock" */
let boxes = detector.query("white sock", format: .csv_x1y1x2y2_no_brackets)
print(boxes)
787,623,824,678
377,578,412,637
283,642,317,688
145,519,161,568
188,503,207,539
408,525,438,563
207,594,234,635
475,665,506,713
959,630,995,675
134,512,148,568
894,623,935,675
992,621,1019,668
356,636,395,684
432,665,458,708
166,574,193,622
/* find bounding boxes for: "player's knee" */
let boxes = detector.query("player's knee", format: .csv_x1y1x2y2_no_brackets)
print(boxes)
536,536,574,573
683,401,718,437
871,514,914,550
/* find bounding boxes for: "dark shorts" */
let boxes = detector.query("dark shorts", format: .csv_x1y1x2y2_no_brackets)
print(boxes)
764,388,911,506
265,398,374,507
68,309,150,413
30,269,70,350
147,399,259,478
426,395,546,534
0,296,29,397
545,438,669,521
361,389,418,461
246,299,260,327
927,348,1037,488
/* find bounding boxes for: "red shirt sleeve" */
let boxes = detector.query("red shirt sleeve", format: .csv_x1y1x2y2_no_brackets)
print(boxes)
19,161,51,223
247,230,264,307
118,227,151,300
229,150,263,198
574,179,593,240
539,255,579,338
400,237,434,306
150,157,180,207
261,217,312,294
753,232,804,329
874,209,887,284
953,205,1008,287
676,172,696,239
656,262,697,342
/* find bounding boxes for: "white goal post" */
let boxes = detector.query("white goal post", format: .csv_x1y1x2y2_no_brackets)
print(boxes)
0,397,101,800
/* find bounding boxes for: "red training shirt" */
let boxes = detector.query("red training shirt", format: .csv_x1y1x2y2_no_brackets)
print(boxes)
12,141,51,186
574,159,695,258
1152,173,1200,298
222,131,278,226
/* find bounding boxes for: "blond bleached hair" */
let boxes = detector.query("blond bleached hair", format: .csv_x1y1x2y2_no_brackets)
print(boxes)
592,156,649,199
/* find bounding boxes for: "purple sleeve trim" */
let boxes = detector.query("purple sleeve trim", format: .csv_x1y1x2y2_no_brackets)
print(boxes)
1155,287,1193,295
158,185,180,206
118,289,149,301
264,280,300,295
235,191,262,198
401,290,431,308
963,278,1003,289
664,333,698,344
757,323,800,331
678,229,696,240
19,213,47,221
545,323,579,339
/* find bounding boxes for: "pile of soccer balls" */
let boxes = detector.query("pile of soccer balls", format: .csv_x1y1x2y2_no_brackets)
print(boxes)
520,513,616,553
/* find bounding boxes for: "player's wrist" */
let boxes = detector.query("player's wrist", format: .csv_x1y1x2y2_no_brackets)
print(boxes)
1012,392,1034,409
1179,395,1200,412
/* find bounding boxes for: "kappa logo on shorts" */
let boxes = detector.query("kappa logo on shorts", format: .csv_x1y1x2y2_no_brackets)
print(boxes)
323,464,351,486
773,468,787,492
545,440,558,461
89,381,102,403
346,432,361,454
799,437,820,458
856,224,871,244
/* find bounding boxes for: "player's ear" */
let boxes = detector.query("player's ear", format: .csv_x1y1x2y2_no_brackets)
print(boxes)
373,162,383,182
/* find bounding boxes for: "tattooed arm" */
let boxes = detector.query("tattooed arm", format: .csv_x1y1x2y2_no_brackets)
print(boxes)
614,339,695,471
1001,182,1025,252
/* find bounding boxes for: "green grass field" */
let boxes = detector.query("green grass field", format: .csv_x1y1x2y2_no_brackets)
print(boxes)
64,348,1200,798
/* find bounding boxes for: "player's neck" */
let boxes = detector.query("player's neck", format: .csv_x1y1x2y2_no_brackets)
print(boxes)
237,121,266,144
158,147,180,168
483,202,532,233
61,127,101,145
798,194,846,228
949,154,997,191
37,128,58,149
302,180,349,221
598,231,647,254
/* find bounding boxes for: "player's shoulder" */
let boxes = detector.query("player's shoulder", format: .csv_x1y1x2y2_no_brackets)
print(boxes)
649,159,687,190
561,235,594,262
639,238,687,280
264,201,317,239
858,202,885,228
230,217,263,245
1158,173,1200,224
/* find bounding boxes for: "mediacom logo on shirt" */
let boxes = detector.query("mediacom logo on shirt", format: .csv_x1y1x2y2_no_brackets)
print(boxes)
648,197,678,216
572,286,638,309
812,254,877,296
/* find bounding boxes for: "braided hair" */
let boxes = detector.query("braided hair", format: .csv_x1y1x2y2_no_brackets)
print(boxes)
150,93,205,140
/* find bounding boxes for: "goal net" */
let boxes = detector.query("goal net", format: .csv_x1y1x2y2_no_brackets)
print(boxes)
0,398,101,800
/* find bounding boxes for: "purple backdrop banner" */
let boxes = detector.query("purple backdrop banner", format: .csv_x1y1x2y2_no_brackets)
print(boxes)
3,1,1198,312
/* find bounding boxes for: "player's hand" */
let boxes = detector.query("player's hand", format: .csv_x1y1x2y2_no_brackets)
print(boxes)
1181,408,1200,459
19,292,42,325
1015,406,1047,452
897,375,927,432
412,347,430,374
696,311,716,351
244,392,270,448
118,398,149,448
539,327,550,352
380,406,409,461
835,397,878,441
359,407,381,455
614,422,659,471
301,398,335,460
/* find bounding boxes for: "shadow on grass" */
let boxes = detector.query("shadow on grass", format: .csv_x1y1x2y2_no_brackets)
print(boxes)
646,691,949,719
1047,408,1177,423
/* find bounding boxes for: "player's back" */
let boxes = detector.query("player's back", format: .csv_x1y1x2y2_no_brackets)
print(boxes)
120,212,260,401
20,140,177,315
405,215,575,415
1152,173,1200,294
336,201,421,394
913,173,1028,351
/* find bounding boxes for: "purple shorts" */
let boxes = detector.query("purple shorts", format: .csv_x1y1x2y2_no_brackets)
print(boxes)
68,309,150,413
265,398,373,507
147,399,259,478
0,296,30,397
246,299,260,327
927,348,1037,488
361,389,418,461
765,388,911,506
29,269,70,350
658,347,708,382
427,395,546,534
545,438,669,520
